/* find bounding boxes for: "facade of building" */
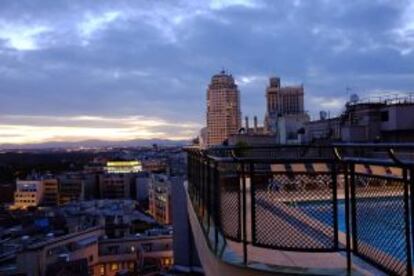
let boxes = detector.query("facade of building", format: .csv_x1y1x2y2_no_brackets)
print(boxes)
16,226,104,276
265,76,304,115
99,174,134,199
42,179,59,207
0,183,16,204
12,178,59,209
13,180,45,209
135,172,150,202
304,117,341,143
264,77,309,143
206,71,241,146
58,173,87,205
148,174,172,225
171,177,202,274
142,159,168,173
96,235,173,276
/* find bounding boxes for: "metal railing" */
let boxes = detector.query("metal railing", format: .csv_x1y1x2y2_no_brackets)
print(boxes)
186,144,414,275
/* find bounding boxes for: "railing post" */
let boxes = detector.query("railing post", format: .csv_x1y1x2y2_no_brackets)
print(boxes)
214,161,219,254
349,163,358,255
250,162,256,249
241,161,248,265
206,159,210,234
200,155,205,219
344,162,352,274
411,167,414,273
332,161,339,249
403,168,413,275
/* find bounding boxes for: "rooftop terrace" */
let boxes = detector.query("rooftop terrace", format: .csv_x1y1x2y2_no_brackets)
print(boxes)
185,144,414,275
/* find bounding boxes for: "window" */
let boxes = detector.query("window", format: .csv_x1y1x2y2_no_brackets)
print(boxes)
381,111,389,122
111,263,119,271
99,265,105,275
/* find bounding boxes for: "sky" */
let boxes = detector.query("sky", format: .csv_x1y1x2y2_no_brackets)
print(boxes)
0,0,413,144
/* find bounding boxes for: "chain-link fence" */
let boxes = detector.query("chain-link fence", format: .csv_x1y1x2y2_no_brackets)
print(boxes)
185,145,414,275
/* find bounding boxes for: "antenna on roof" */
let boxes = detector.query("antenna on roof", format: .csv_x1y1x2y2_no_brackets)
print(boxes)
346,86,351,98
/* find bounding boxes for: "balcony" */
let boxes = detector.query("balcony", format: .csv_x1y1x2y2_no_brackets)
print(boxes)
185,144,414,275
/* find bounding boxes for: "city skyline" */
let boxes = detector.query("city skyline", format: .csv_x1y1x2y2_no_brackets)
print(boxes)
1,0,414,145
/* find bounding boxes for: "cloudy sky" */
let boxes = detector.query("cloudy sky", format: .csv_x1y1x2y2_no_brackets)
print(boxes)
0,0,413,144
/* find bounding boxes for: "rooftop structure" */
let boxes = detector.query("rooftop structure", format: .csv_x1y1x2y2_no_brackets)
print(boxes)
305,93,414,143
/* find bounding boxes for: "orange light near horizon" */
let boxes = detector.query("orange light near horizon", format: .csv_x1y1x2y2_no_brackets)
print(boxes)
0,114,201,145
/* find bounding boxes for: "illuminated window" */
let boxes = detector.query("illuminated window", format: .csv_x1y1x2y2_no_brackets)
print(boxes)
99,265,105,275
130,245,135,252
111,263,119,271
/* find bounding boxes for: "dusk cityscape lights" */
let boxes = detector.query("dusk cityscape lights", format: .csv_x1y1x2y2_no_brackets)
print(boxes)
1,1,414,276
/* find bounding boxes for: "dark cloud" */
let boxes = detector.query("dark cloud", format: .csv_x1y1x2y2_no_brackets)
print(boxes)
0,0,413,142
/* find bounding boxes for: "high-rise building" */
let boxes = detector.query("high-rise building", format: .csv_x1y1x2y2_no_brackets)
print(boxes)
264,76,309,142
265,76,304,115
206,71,241,146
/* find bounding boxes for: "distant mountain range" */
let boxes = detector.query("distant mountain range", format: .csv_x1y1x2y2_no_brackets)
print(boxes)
0,138,190,150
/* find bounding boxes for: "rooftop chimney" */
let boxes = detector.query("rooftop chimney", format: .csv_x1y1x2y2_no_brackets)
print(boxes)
254,116,258,133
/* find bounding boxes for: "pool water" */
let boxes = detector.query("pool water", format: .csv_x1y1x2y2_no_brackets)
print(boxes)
298,197,409,263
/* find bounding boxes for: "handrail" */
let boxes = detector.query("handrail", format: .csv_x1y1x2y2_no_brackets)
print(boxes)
185,143,414,151
186,145,414,275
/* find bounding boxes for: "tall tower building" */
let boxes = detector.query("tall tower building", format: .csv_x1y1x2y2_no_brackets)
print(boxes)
264,76,309,141
206,71,241,146
266,76,304,115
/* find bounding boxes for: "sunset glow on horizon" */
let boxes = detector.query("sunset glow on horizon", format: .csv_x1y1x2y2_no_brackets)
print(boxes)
1,0,413,145
0,114,200,145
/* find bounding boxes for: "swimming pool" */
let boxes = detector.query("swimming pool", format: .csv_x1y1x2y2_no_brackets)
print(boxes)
298,197,409,263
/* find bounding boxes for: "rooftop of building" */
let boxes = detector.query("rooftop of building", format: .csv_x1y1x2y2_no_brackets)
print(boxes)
267,76,303,90
60,199,156,224
209,70,237,88
347,93,414,107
